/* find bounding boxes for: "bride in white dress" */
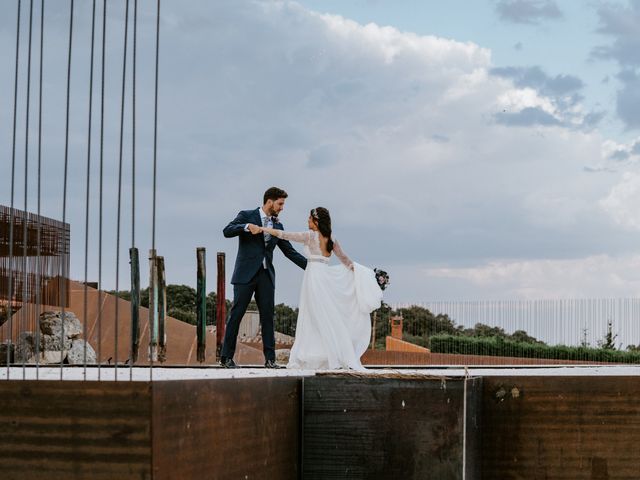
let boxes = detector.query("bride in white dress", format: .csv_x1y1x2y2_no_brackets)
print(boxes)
260,207,383,370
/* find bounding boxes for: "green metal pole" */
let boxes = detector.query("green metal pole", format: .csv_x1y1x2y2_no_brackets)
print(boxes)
129,247,140,363
196,247,206,363
216,252,226,360
148,249,158,362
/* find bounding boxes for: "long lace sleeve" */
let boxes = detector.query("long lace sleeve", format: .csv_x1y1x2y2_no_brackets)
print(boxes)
273,230,311,245
333,239,353,269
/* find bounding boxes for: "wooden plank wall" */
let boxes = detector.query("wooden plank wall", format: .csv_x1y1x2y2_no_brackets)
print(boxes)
4,374,640,479
0,380,152,480
302,374,482,480
481,376,640,480
151,377,301,480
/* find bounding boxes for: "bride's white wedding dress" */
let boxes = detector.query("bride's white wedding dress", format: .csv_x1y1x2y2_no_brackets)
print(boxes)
271,229,383,370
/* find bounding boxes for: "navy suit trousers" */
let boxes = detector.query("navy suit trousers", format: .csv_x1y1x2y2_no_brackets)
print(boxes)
221,268,276,362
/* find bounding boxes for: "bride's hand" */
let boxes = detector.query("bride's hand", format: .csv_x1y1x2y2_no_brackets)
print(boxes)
248,224,262,235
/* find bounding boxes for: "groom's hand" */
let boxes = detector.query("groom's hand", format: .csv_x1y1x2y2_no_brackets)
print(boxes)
247,224,262,235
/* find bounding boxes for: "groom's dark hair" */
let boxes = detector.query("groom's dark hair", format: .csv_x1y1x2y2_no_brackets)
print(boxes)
263,187,288,204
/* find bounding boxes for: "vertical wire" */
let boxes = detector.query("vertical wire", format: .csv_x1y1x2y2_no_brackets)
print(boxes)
59,0,74,380
35,0,45,380
21,0,34,380
129,0,137,382
115,0,131,379
152,0,160,253
97,0,106,381
6,0,22,379
131,0,136,252
150,0,161,381
82,0,97,380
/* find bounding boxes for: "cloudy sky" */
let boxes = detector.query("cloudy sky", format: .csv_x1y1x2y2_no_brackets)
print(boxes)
1,0,640,306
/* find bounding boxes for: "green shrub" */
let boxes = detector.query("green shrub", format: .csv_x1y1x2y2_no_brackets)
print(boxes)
430,334,640,363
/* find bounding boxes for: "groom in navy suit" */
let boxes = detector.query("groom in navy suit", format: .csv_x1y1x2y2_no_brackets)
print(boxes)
220,187,307,368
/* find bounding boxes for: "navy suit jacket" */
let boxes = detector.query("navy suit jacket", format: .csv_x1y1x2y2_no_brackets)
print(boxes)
223,208,307,285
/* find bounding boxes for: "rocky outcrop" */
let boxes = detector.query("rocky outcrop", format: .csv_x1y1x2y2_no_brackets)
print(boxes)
66,339,97,365
9,311,96,365
40,311,83,339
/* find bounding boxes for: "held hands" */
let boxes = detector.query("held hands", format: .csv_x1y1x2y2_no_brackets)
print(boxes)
247,224,263,235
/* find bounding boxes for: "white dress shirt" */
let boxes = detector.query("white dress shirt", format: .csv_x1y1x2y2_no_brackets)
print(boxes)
245,207,273,268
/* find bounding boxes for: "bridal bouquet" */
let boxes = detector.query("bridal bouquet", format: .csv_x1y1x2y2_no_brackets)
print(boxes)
374,268,390,291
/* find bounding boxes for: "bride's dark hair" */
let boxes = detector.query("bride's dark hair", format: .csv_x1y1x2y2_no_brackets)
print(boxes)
311,207,333,253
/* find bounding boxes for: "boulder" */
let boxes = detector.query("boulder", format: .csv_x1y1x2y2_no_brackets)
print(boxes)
28,350,67,364
14,331,37,363
41,333,72,352
40,311,83,339
66,339,97,365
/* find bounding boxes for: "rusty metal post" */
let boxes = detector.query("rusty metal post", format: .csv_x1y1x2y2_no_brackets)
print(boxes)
196,248,206,363
129,247,140,363
216,252,226,360
157,256,167,363
148,249,158,362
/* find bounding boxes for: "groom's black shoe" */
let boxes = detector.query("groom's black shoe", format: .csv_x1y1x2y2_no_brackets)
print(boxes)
264,360,283,369
220,357,238,368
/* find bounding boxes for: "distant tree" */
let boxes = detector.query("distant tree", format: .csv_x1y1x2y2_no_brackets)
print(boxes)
465,323,507,338
580,327,589,348
274,303,298,336
508,329,544,344
109,285,229,325
165,285,196,313
398,305,459,338
168,308,197,325
597,319,618,350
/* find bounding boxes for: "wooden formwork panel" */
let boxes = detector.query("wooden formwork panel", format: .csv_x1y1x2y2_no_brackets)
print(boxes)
481,376,640,480
0,380,152,480
0,376,301,480
151,377,301,480
302,374,482,480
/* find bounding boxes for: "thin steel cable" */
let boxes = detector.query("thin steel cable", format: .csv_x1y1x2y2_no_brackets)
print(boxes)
82,0,97,380
152,0,160,252
132,0,136,249
59,0,74,380
35,0,45,381
21,0,34,380
150,0,161,381
115,0,130,378
129,0,137,382
97,0,106,381
6,0,22,379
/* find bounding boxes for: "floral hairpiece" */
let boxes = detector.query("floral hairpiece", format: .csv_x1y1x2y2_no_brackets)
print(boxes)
311,208,319,220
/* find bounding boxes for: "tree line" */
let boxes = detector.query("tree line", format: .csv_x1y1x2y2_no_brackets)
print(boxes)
110,286,639,357
109,284,298,336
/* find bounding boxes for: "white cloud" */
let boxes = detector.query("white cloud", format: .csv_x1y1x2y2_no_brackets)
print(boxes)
420,255,640,299
1,0,638,305
601,171,640,230
497,87,557,116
